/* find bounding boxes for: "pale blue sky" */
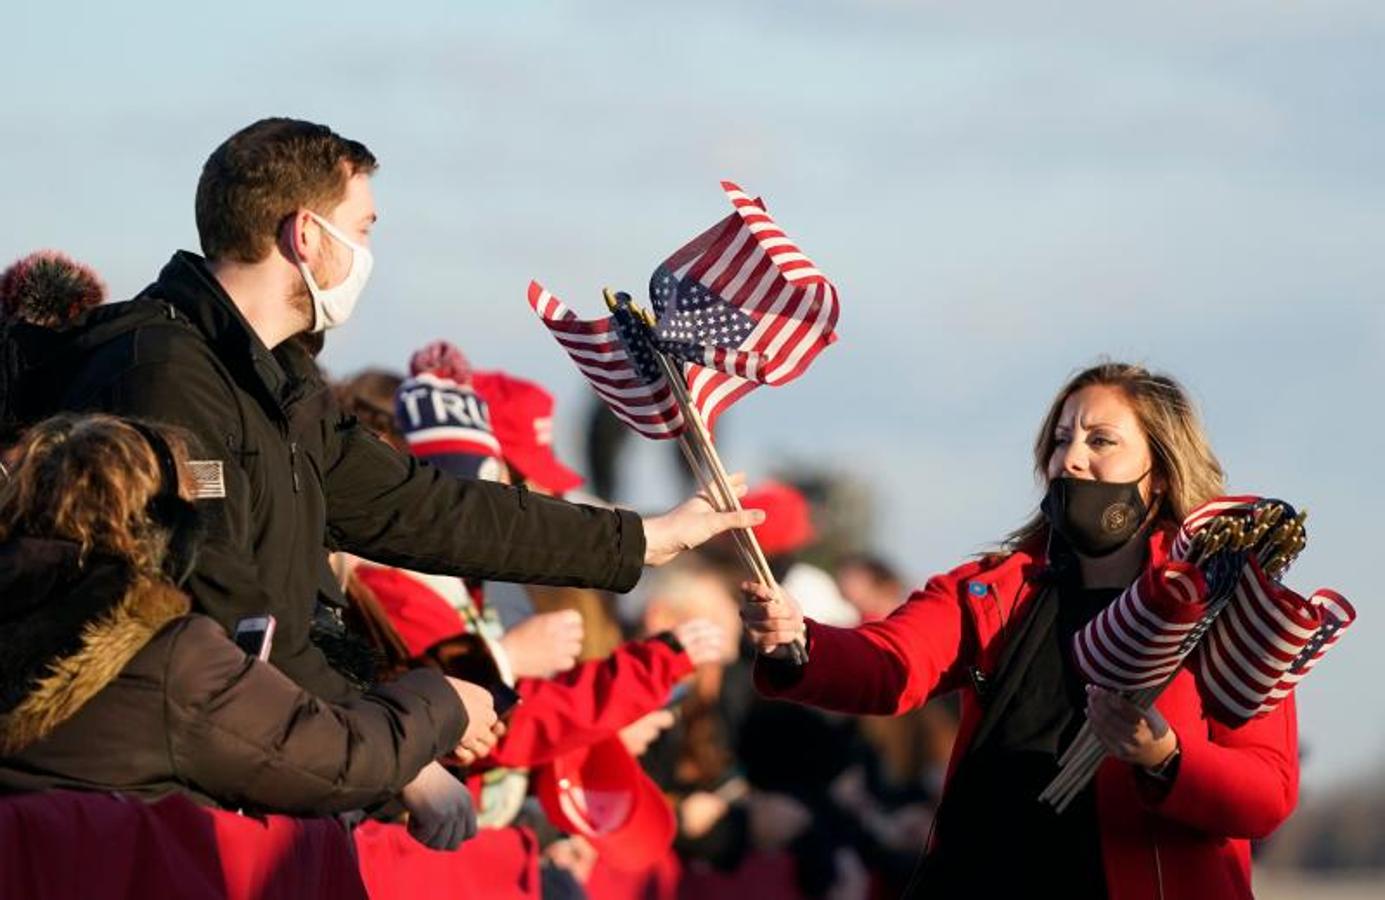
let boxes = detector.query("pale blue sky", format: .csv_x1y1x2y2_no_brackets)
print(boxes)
5,0,1382,790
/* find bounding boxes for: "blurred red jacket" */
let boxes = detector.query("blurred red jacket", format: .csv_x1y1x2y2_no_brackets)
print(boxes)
352,564,693,770
352,565,692,900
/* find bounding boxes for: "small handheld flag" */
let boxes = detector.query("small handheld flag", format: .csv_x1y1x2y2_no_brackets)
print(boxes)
526,183,840,667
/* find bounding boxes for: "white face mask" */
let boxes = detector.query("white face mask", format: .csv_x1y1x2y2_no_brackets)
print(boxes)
294,210,374,332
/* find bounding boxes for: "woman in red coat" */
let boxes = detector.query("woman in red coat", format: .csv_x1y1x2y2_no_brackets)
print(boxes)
743,362,1298,900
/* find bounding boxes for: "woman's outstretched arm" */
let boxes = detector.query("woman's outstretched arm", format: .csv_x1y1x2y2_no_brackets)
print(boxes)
745,572,974,717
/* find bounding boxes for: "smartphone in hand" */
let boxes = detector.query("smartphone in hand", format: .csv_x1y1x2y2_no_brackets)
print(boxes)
233,615,277,661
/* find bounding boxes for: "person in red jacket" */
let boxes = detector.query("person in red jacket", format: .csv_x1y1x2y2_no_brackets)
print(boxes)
344,345,729,899
742,361,1299,900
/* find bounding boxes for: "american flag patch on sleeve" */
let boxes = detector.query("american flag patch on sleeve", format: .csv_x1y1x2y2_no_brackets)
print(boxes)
188,460,226,499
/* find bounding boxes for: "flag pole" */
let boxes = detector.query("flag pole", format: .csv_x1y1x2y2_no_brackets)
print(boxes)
604,288,808,665
660,351,811,667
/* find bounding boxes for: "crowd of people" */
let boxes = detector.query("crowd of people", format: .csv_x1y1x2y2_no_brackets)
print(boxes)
0,117,1304,900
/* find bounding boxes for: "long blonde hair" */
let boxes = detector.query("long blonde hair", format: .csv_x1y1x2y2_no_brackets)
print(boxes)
1004,362,1225,550
0,414,191,575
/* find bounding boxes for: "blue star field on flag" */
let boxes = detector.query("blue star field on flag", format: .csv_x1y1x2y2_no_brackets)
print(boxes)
649,264,757,364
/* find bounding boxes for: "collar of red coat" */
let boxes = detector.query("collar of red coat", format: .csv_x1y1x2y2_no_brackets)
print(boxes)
950,523,1178,596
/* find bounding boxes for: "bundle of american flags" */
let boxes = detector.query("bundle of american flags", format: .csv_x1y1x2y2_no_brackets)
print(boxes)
527,181,839,438
1042,495,1357,812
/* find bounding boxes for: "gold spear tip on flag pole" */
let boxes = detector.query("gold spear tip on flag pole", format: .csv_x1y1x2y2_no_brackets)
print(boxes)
602,286,658,328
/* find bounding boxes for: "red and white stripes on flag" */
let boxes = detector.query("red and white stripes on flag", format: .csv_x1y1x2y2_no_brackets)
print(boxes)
527,281,684,439
527,281,760,440
1267,590,1356,705
1075,493,1357,726
653,182,839,386
1193,558,1321,725
1196,578,1357,725
529,183,838,439
681,364,757,436
1071,561,1210,691
645,183,839,433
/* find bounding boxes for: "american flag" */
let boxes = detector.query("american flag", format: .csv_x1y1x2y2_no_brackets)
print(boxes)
1262,589,1355,711
651,182,839,404
1071,561,1210,691
528,182,837,438
1194,566,1357,726
1071,494,1357,727
1193,557,1321,725
1048,496,1354,810
646,181,839,434
527,281,685,439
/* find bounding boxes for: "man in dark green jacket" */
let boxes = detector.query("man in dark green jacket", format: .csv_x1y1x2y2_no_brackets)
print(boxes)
56,118,760,703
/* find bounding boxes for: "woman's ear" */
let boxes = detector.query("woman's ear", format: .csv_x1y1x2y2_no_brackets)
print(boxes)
1147,469,1168,507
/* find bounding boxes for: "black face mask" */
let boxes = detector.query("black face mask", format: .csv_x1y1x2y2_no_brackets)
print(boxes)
1041,475,1149,558
129,423,205,586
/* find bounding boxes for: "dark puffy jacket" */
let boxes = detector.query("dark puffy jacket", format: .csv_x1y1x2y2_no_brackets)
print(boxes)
50,251,646,701
0,538,465,814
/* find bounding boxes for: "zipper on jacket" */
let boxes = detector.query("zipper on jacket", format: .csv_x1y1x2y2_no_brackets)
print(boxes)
289,441,301,493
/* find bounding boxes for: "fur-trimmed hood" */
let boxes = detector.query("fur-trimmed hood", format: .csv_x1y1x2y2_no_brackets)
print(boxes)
0,537,188,754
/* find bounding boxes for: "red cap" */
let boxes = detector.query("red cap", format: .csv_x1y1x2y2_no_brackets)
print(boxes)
533,737,676,872
471,370,583,494
352,565,467,657
741,481,815,556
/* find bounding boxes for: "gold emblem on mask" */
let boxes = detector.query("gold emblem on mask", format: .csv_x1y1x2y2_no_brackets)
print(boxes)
1101,502,1134,533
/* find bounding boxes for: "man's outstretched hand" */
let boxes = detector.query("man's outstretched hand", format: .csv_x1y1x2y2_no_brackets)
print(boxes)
642,473,764,567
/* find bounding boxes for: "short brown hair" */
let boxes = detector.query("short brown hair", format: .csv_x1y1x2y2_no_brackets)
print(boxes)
1004,361,1225,550
195,118,377,264
0,414,192,575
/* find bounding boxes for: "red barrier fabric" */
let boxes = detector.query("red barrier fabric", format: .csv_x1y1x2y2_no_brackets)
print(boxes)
586,848,682,900
0,790,366,900
354,821,541,900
